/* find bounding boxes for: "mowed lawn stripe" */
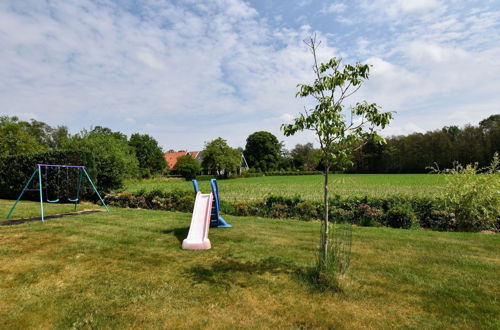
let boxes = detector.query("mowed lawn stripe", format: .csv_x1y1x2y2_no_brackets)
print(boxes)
0,200,498,329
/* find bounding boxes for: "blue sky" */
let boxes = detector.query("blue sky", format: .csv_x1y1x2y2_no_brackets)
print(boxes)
1,0,499,151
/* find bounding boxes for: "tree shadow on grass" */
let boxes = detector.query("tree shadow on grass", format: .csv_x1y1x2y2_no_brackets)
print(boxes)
186,256,327,290
186,257,294,287
294,268,344,293
186,256,344,293
161,226,189,244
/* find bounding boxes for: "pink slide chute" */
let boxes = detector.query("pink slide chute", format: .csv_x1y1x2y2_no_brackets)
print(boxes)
182,192,213,250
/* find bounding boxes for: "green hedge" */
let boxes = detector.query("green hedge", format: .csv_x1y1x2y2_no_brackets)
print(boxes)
0,150,102,200
102,190,494,232
104,189,194,212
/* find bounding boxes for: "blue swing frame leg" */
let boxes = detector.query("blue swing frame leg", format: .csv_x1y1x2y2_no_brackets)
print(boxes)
38,165,44,221
6,168,40,219
83,168,109,212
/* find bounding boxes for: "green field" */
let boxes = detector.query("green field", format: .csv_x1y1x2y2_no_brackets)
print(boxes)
1,199,499,328
124,174,447,201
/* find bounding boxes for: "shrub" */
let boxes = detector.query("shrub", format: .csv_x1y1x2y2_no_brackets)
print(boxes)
116,192,134,208
151,196,168,210
176,195,195,212
426,210,457,232
265,195,302,208
353,204,383,227
102,187,486,232
329,207,353,224
135,195,148,209
175,155,201,181
439,154,500,231
104,189,193,212
295,201,319,220
232,201,250,216
270,203,288,218
384,204,418,229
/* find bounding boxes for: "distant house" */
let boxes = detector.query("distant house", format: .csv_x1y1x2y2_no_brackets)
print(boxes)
164,151,202,170
164,150,249,174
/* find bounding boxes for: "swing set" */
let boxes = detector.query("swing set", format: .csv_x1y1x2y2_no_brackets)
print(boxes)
6,164,109,221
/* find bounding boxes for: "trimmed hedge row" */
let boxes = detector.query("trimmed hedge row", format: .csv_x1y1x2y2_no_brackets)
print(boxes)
102,190,490,232
0,151,96,200
104,189,195,212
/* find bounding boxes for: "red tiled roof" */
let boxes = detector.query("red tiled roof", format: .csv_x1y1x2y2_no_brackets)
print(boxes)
163,151,201,170
164,151,187,170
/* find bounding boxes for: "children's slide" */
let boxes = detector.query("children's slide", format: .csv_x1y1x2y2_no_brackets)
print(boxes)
182,192,213,250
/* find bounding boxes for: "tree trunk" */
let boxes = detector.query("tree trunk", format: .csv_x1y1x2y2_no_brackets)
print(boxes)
323,163,330,266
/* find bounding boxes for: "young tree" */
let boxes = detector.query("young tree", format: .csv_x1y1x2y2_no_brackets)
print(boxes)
282,36,393,283
175,154,201,180
244,131,282,172
129,133,167,177
202,137,241,177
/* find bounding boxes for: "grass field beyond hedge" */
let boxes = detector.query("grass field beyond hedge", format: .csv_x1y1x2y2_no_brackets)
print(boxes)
124,174,447,201
1,199,499,329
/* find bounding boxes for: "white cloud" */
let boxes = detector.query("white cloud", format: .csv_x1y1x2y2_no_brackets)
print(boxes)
0,0,340,149
361,0,443,18
392,0,441,14
0,0,499,150
322,3,347,14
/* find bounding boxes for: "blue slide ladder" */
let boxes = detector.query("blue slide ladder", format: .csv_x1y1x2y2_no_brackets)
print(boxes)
192,179,232,228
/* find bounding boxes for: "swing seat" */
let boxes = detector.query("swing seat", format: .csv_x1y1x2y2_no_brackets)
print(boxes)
46,198,59,203
68,198,79,202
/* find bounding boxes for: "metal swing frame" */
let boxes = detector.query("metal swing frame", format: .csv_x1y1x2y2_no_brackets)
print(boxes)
6,164,109,221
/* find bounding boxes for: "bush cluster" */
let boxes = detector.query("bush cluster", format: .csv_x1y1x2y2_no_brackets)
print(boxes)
104,189,194,212
103,189,490,231
439,157,500,232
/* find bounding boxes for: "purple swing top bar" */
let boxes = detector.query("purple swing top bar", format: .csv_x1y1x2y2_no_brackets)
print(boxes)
37,164,86,169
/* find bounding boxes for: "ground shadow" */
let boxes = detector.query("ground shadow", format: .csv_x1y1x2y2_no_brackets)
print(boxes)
186,257,304,287
0,210,104,226
186,256,344,293
293,268,344,293
161,226,189,243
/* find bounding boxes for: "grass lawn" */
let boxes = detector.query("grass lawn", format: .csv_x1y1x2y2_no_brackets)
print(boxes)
1,199,499,329
124,174,447,201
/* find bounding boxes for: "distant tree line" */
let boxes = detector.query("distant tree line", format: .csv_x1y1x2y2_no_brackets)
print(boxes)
241,115,499,174
349,114,499,173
